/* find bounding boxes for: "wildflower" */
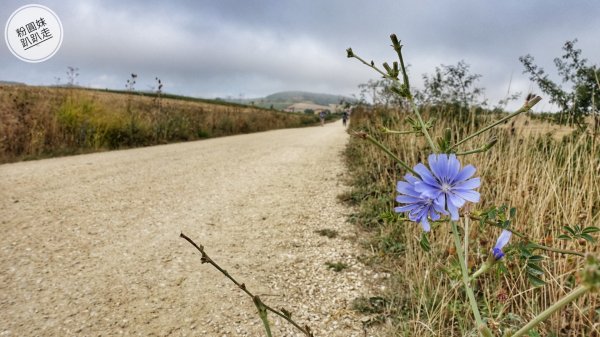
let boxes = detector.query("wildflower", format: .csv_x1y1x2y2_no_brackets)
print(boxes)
492,229,512,260
394,174,448,232
413,154,480,220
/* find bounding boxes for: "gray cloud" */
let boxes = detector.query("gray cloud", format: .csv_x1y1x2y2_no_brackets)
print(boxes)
1,0,598,110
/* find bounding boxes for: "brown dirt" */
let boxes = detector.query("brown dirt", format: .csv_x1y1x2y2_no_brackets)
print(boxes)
0,121,381,337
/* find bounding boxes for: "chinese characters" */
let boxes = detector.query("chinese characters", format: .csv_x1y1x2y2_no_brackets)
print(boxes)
15,17,52,50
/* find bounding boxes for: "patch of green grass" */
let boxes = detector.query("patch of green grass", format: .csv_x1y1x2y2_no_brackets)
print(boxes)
324,261,348,272
314,228,338,238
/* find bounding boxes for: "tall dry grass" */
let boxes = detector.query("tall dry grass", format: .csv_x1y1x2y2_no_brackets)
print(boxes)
345,105,599,336
0,85,319,163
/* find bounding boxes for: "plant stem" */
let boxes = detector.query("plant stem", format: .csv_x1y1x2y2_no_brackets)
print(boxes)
180,233,314,336
468,214,585,257
350,54,389,78
511,285,590,337
451,221,493,337
451,96,542,150
363,133,419,176
409,98,438,152
254,296,273,337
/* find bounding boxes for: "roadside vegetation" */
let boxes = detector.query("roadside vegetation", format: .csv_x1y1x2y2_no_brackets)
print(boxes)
344,39,599,336
0,85,319,163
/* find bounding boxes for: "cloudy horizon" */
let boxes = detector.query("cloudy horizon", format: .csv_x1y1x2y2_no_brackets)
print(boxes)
1,0,599,111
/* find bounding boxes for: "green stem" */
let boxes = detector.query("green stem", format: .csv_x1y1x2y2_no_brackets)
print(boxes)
254,296,273,337
528,243,585,258
511,285,590,337
409,98,438,152
364,133,418,176
382,128,420,135
468,214,585,257
451,221,492,336
350,55,389,79
451,96,542,150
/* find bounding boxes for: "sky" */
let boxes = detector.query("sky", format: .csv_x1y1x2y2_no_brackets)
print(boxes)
1,0,599,111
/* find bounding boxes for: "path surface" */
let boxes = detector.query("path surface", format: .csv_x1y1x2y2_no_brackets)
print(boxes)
0,121,379,337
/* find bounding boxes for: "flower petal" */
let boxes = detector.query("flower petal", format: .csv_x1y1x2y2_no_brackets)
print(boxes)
414,163,438,186
448,192,466,208
447,202,459,220
453,189,480,203
397,181,420,197
455,165,476,182
447,154,461,181
394,205,419,213
494,229,512,250
420,216,431,232
396,195,423,204
454,177,480,190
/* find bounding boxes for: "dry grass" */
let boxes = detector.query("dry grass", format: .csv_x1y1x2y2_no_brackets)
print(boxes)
345,105,599,336
0,85,319,163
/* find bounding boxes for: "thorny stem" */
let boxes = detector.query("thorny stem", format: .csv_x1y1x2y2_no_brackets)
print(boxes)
451,96,542,149
348,37,438,152
350,54,389,78
359,132,419,176
180,233,314,337
451,221,493,337
381,127,421,135
409,98,438,152
468,214,585,257
510,285,590,337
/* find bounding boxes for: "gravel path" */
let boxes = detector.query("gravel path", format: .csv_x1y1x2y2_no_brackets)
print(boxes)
0,121,379,337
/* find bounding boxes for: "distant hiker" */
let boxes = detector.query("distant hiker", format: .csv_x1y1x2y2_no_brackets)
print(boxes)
319,111,326,126
342,111,348,127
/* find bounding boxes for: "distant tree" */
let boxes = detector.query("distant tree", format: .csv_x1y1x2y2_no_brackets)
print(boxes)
358,79,406,108
520,39,600,126
418,61,484,110
304,108,314,114
66,66,79,86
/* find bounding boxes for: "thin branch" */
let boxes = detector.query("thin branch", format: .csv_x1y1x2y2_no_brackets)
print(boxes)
468,215,585,257
180,233,314,337
451,96,542,150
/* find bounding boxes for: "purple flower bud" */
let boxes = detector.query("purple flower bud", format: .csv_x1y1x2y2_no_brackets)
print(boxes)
492,229,512,260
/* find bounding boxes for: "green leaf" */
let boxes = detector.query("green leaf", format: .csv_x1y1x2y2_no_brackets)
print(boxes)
509,207,517,219
527,263,545,276
557,234,572,240
563,225,576,236
527,329,541,337
528,255,545,262
419,233,430,252
582,226,600,234
528,274,546,287
519,245,533,258
580,233,595,242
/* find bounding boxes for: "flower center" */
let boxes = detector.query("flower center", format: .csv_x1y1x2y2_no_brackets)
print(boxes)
441,183,452,193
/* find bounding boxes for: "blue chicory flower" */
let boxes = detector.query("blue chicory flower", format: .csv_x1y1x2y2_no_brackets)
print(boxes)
492,229,512,260
413,154,481,220
394,173,448,232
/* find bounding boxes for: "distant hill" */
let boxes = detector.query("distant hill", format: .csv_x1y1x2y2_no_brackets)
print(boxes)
0,80,26,86
264,91,355,106
223,91,356,111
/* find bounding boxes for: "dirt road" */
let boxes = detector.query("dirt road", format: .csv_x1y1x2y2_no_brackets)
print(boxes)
0,121,378,336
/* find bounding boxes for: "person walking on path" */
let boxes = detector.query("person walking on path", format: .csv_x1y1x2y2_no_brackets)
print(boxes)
342,111,348,127
319,110,326,126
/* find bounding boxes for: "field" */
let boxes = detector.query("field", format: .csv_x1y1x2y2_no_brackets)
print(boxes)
0,85,320,163
344,105,599,336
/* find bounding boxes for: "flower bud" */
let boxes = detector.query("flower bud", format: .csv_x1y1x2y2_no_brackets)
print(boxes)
346,48,354,58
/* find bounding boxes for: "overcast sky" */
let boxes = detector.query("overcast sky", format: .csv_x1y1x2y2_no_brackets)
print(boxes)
1,0,599,111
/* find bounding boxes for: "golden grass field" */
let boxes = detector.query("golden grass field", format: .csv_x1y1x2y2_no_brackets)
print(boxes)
0,85,319,163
